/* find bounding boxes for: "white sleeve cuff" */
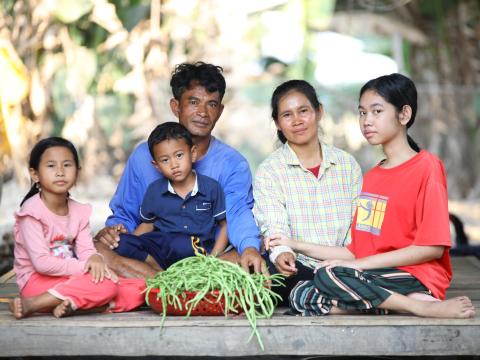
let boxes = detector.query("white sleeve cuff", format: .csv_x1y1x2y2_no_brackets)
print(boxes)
269,245,296,264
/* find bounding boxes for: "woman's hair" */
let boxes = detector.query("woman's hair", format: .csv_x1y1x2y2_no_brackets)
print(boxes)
270,80,321,144
21,137,80,206
359,73,420,152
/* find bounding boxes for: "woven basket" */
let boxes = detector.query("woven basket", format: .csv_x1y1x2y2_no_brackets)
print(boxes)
147,288,243,316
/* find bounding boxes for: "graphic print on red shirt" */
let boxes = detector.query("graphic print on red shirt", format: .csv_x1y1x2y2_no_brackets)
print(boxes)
348,151,452,299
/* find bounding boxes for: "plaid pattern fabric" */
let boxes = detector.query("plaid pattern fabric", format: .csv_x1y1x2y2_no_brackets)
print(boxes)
289,267,429,316
253,141,362,267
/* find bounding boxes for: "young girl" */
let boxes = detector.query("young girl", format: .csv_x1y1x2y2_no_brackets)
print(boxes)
265,74,475,318
9,137,145,319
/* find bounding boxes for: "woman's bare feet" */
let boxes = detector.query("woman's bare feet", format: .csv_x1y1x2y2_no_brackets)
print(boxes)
329,306,357,315
412,296,476,318
53,299,74,318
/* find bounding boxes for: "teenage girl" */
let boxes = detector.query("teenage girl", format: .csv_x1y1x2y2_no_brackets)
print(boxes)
9,137,145,319
265,74,475,318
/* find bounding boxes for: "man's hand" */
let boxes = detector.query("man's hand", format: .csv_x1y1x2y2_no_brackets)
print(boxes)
94,224,127,249
240,247,268,275
275,252,297,277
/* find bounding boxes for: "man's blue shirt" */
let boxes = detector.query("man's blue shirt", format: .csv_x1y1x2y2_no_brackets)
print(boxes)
140,173,226,242
106,136,261,254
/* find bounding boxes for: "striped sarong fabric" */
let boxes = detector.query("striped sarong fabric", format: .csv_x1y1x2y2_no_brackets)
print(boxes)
289,266,429,316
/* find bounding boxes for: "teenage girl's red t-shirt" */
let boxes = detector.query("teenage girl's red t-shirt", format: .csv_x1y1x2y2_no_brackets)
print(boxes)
347,150,452,299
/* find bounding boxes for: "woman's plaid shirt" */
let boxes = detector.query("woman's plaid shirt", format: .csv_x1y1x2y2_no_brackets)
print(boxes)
253,141,362,268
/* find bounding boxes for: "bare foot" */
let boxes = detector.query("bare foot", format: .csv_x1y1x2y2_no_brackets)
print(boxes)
9,298,27,319
413,296,475,318
329,306,357,315
96,242,156,279
53,299,74,318
145,255,163,273
219,249,240,264
407,292,440,302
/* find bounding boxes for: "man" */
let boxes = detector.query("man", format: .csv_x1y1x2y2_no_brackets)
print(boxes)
95,62,264,278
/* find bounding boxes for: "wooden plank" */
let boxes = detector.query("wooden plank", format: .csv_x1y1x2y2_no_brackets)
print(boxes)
0,269,15,284
1,310,479,357
0,256,478,357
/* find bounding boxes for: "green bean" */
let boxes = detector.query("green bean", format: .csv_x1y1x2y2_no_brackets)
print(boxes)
145,254,285,349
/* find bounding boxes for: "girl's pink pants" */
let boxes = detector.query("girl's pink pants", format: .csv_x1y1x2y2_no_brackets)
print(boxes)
21,272,146,312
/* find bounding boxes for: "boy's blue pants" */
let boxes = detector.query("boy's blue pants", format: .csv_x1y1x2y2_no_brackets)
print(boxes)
114,231,214,269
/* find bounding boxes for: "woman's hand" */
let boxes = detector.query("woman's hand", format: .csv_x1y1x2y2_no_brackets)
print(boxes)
264,233,295,251
275,252,297,276
315,259,362,272
84,254,110,283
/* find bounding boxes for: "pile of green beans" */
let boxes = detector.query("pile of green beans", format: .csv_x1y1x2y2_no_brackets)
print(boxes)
145,255,285,349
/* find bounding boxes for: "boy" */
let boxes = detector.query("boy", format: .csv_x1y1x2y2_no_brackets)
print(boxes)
115,122,228,270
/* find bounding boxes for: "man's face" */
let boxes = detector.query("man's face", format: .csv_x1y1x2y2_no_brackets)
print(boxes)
170,82,224,139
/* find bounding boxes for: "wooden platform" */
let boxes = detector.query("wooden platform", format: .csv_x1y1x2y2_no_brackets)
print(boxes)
1,257,479,358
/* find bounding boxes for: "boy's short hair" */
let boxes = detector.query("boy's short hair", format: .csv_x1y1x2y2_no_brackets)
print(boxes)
147,122,193,158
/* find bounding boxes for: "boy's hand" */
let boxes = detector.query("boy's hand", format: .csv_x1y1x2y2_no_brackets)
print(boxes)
94,224,127,249
84,254,108,283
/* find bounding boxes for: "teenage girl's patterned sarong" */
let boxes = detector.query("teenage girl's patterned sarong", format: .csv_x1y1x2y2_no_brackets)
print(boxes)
289,266,429,316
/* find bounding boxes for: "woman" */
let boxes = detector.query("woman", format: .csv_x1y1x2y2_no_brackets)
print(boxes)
253,80,362,304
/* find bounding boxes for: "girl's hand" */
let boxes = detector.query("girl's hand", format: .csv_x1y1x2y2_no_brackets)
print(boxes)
264,234,295,251
314,259,362,272
84,254,108,283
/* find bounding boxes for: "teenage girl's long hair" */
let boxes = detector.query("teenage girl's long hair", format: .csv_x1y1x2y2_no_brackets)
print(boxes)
359,73,420,152
20,137,80,206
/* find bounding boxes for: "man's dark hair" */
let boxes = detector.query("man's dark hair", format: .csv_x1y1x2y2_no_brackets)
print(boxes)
148,122,193,158
170,61,226,101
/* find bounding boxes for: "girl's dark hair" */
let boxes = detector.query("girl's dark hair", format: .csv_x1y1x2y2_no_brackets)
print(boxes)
21,137,80,206
359,73,420,152
271,80,321,144
148,122,193,158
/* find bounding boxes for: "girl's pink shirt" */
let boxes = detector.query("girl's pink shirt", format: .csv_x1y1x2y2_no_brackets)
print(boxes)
13,193,98,291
